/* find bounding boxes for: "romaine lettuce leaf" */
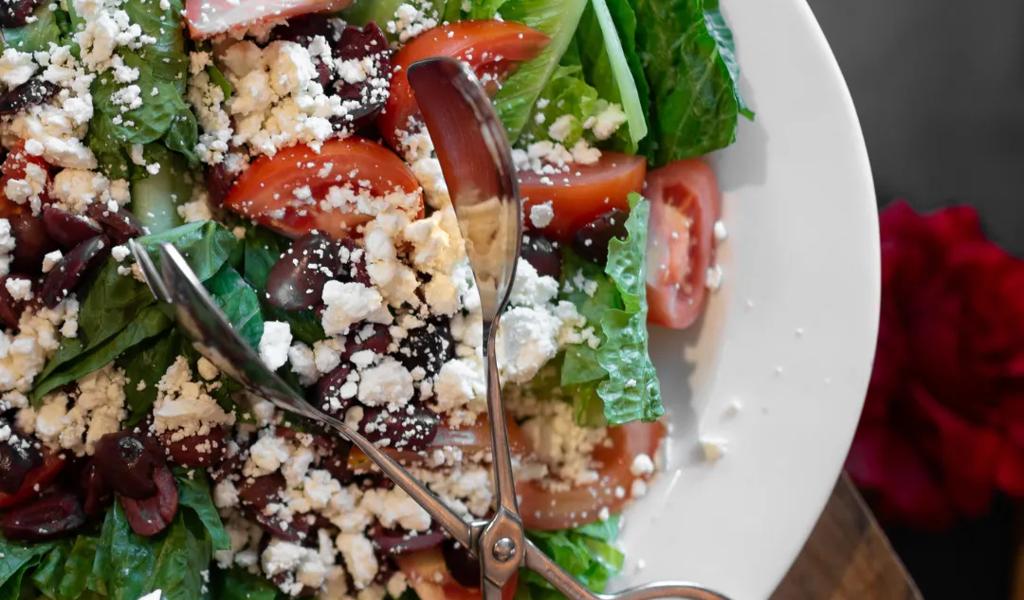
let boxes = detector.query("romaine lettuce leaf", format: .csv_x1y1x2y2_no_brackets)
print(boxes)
520,515,625,597
211,567,281,600
0,3,63,53
627,0,751,163
559,194,662,425
520,65,601,147
494,0,589,142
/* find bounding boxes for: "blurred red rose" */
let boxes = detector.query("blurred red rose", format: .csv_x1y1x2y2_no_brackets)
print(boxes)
846,201,1024,531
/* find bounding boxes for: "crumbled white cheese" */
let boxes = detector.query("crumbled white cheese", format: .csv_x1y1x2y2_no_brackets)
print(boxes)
0,49,36,88
41,250,63,274
335,533,378,589
520,400,606,486
4,278,32,302
529,201,555,229
386,2,438,43
34,364,126,456
588,103,628,140
0,299,79,402
0,220,15,278
630,453,655,477
151,356,234,441
259,321,293,370
357,358,414,408
321,281,387,336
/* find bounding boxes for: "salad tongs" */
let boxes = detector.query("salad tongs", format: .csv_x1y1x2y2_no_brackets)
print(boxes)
126,58,729,600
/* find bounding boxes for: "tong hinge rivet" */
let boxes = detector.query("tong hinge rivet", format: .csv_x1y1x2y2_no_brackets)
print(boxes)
493,538,517,562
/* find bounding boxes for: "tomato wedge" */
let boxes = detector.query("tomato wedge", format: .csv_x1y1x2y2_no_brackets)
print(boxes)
517,420,666,530
645,159,722,330
0,453,65,509
397,548,518,600
519,152,646,241
185,0,350,39
379,21,548,150
223,137,422,239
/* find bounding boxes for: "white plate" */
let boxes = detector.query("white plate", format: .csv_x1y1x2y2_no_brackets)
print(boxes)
615,1,879,598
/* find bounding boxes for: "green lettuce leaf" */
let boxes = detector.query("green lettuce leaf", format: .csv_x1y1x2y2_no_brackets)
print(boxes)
210,567,281,600
0,536,56,599
30,535,97,600
494,0,589,142
207,266,265,350
119,330,181,425
572,0,648,151
0,3,63,53
176,470,231,553
559,194,662,425
520,516,625,596
627,0,750,163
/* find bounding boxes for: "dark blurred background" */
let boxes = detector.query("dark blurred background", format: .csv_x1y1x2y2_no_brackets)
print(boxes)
806,1,1023,598
809,0,1024,256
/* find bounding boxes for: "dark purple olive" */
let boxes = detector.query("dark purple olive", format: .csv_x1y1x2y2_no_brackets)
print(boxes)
0,77,59,115
0,441,41,494
372,523,444,555
0,0,44,28
330,23,392,131
316,363,354,416
266,234,340,311
42,206,103,249
341,323,392,359
9,212,57,274
442,538,481,588
573,209,629,265
40,235,110,307
119,463,178,537
522,234,562,279
0,274,30,329
358,405,439,453
86,203,144,244
205,163,236,209
322,438,353,484
92,432,162,499
79,460,111,518
163,429,227,468
270,13,341,46
394,317,452,376
238,472,307,542
1,492,85,541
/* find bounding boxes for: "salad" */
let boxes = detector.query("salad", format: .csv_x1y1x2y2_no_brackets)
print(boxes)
0,0,749,598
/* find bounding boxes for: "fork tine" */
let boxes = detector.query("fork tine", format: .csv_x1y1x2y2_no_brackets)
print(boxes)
127,239,172,303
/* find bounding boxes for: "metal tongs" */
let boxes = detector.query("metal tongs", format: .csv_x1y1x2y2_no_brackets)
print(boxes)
128,57,729,600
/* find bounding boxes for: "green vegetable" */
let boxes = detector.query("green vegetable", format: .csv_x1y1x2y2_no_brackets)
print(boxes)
520,65,599,148
0,4,63,53
130,150,192,234
560,194,662,425
573,0,650,151
31,221,241,403
0,536,56,599
210,568,281,600
627,0,751,163
175,470,231,553
31,536,97,600
206,266,265,350
519,516,625,597
466,0,508,18
86,0,198,178
118,331,181,425
494,0,589,142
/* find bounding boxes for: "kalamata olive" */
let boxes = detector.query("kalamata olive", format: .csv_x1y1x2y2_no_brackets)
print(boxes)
86,202,144,244
322,438,353,484
395,317,453,377
42,206,103,249
0,0,44,28
358,405,439,453
79,460,111,518
0,441,40,494
341,323,391,359
164,429,227,468
0,274,30,329
0,77,59,115
573,209,629,265
316,363,354,416
205,163,236,209
1,492,85,541
266,234,340,311
92,431,162,499
9,212,57,274
442,538,481,589
372,523,444,555
522,234,562,279
119,463,178,537
238,472,306,542
40,235,110,307
270,13,341,46
330,23,391,130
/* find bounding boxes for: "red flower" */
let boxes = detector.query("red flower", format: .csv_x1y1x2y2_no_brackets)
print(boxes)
846,201,1024,530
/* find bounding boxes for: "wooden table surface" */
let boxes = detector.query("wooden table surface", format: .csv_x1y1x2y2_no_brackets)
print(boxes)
771,474,922,600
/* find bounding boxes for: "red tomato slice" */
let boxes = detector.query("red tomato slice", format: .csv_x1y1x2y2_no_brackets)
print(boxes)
0,453,65,509
517,420,666,531
223,137,422,239
1,141,50,216
185,0,350,39
379,21,548,150
397,548,518,600
519,152,646,241
645,159,721,330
